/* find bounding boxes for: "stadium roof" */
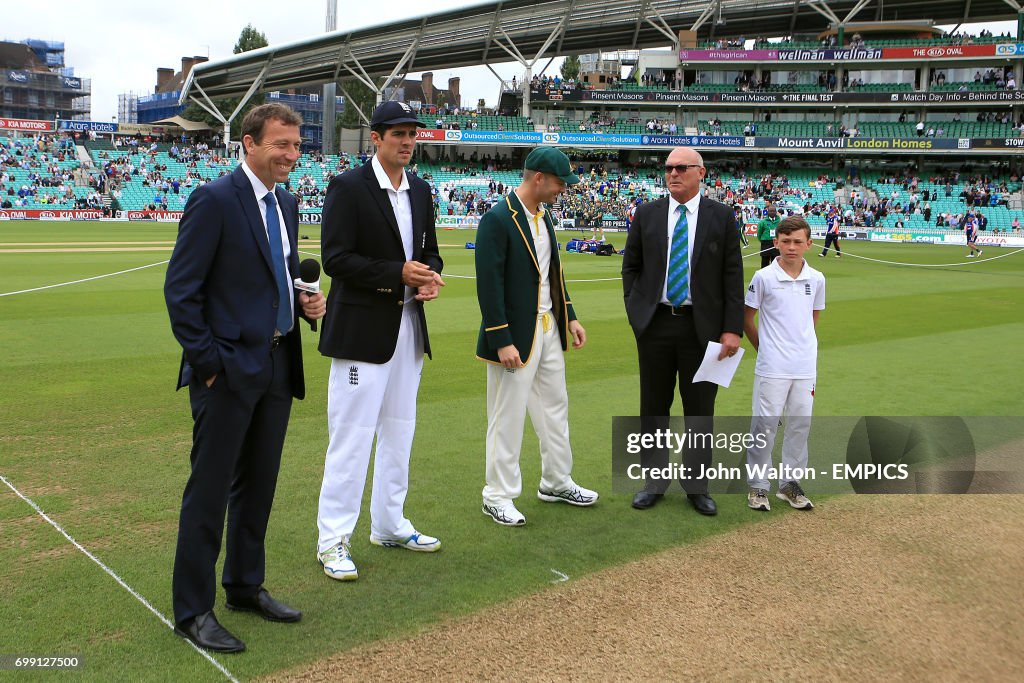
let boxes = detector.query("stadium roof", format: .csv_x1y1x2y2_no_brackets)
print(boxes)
180,0,1022,116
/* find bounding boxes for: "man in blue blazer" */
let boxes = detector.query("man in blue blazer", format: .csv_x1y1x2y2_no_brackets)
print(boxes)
164,103,325,653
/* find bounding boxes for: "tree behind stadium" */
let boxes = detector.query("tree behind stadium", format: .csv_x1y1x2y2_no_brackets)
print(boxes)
182,24,269,139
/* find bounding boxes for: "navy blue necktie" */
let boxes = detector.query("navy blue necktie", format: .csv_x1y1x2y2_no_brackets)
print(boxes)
263,191,292,334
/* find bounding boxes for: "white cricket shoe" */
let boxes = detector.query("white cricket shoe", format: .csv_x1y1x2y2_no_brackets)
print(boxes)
537,483,599,507
482,503,526,526
370,531,441,552
318,540,358,581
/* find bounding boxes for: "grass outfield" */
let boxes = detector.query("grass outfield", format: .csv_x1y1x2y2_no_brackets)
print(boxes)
1,221,1022,681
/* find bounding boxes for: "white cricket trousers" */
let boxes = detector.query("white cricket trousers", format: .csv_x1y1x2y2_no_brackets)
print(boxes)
746,375,815,490
482,313,574,507
317,307,422,552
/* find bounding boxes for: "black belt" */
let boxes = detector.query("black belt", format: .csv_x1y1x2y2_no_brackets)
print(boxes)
270,334,284,349
661,303,692,316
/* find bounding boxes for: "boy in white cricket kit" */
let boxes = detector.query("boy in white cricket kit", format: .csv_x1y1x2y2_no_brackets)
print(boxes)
744,216,825,511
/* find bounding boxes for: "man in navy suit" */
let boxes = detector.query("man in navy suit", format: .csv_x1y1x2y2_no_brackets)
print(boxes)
164,103,325,653
315,101,444,581
622,146,744,516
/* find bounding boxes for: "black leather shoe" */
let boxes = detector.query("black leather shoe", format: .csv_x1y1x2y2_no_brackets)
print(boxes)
632,491,664,509
174,611,245,653
687,493,718,516
226,587,302,623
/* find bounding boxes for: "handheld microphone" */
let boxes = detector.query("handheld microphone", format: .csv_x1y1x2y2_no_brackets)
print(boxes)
294,259,321,332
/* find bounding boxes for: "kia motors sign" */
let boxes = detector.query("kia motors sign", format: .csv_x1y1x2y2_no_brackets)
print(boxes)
0,209,101,220
0,117,54,132
126,210,183,221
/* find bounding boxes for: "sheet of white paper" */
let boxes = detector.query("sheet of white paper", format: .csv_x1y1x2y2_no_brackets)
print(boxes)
692,342,744,388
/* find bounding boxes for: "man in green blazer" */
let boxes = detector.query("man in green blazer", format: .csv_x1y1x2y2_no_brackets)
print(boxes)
475,147,599,526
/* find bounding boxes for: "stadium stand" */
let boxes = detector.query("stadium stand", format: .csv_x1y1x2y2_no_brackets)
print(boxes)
3,131,1022,235
694,119,1023,138
0,134,103,210
6,17,1024,242
418,113,534,131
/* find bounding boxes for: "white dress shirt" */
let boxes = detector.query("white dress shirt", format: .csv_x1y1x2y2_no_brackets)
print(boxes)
515,190,552,316
371,154,415,303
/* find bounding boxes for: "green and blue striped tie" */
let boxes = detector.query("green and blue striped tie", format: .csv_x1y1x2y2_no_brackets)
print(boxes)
666,206,689,306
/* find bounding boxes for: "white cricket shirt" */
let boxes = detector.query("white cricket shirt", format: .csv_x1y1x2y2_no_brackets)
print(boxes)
745,258,825,379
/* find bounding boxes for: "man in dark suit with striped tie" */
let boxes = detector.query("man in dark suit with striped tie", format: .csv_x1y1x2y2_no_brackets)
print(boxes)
621,146,744,515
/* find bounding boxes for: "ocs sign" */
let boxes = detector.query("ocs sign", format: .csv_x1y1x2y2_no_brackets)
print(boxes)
995,43,1022,56
543,133,559,143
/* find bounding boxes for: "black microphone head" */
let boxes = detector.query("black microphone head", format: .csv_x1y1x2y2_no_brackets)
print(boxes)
299,258,321,282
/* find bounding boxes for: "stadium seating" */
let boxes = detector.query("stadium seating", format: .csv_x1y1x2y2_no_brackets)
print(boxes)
2,135,1021,232
846,83,914,92
0,135,96,210
697,120,1023,138
417,114,533,131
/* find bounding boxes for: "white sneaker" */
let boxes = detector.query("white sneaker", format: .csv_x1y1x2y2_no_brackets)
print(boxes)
776,482,814,510
318,541,358,581
747,487,771,511
537,483,599,507
482,503,526,526
370,531,441,552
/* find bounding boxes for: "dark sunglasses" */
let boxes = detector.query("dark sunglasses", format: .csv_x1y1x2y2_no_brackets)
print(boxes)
664,164,702,174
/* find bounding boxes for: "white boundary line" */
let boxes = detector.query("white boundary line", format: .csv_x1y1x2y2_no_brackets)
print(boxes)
0,260,170,298
3,243,1016,299
0,474,239,683
827,246,1024,267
